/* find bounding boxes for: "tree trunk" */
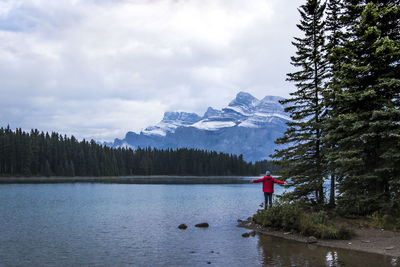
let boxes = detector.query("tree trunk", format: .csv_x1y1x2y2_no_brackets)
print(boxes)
329,173,335,207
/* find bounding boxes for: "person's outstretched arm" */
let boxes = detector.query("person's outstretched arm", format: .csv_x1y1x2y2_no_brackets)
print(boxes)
251,177,265,183
273,178,286,184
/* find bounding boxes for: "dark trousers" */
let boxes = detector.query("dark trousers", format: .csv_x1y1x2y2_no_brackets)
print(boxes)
264,193,273,208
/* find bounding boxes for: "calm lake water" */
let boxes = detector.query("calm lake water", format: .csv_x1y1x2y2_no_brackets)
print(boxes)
0,182,397,266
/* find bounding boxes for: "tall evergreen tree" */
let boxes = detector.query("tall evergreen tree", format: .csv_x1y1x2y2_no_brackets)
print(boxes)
273,0,328,205
325,0,400,215
324,0,345,207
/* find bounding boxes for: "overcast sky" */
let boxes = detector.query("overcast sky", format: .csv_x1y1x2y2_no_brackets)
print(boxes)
0,0,302,142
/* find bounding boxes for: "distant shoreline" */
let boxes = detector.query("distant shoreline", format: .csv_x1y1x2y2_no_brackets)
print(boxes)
0,176,256,184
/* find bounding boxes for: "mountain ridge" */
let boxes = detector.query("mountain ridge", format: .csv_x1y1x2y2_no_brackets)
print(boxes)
112,91,289,161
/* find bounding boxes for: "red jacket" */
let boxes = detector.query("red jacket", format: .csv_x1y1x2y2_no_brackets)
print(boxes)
252,176,285,193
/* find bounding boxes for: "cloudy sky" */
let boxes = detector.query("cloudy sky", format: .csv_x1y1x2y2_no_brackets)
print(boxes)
0,0,302,142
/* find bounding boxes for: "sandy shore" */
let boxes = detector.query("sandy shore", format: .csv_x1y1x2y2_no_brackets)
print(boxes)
0,176,254,184
238,219,400,257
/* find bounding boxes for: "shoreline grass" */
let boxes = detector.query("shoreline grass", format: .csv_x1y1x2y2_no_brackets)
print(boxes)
253,201,354,240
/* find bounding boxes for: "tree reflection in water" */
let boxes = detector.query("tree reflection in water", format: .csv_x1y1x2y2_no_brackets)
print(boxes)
256,234,396,266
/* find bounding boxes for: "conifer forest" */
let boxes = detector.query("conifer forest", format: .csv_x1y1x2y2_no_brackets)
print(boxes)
273,0,400,216
0,126,276,177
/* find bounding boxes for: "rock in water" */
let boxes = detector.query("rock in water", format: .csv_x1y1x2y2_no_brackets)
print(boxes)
178,224,188,230
242,232,250,238
195,222,209,228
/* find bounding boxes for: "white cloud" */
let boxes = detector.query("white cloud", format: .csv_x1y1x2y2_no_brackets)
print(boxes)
0,0,302,141
1,96,166,141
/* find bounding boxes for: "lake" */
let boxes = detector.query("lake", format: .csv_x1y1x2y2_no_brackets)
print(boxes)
0,181,397,266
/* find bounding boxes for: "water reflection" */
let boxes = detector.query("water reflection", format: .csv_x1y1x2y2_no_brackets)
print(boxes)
257,234,398,267
326,251,338,266
0,184,398,267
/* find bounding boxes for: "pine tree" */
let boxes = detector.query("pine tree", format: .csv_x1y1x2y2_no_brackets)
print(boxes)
43,159,52,177
273,0,328,205
324,0,346,207
325,0,400,215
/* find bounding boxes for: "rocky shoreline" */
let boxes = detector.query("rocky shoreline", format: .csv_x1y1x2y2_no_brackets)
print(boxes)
238,218,400,258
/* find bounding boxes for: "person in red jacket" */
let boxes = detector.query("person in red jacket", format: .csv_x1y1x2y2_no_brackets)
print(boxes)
250,171,286,209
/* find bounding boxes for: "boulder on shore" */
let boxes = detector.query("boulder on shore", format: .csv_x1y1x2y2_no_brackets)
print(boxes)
178,224,188,230
307,236,318,244
195,222,209,228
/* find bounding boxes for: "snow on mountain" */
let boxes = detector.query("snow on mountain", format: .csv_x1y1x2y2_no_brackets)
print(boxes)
142,111,202,136
257,96,289,118
192,120,236,131
140,92,289,136
203,107,222,118
112,92,290,161
230,92,259,106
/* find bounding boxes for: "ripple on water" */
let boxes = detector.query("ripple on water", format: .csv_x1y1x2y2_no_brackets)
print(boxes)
0,183,397,267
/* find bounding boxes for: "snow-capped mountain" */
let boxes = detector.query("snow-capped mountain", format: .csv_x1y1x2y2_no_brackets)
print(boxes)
142,111,202,136
112,92,290,161
142,92,289,135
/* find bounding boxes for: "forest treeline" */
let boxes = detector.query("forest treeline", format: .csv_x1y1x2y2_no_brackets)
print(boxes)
0,126,277,177
274,0,400,217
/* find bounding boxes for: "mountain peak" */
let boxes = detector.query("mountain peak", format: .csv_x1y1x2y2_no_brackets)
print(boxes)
203,107,221,118
162,111,201,125
229,92,259,108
